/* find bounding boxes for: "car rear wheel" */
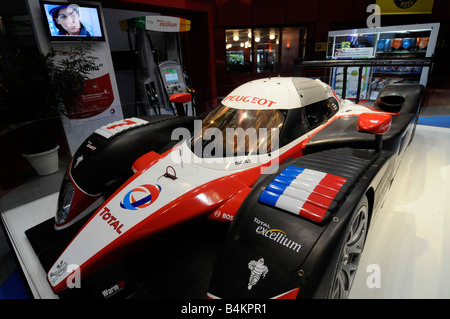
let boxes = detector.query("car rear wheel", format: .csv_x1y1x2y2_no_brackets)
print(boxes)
328,195,369,299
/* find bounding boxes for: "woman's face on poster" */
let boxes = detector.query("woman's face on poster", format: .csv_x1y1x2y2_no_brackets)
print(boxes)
55,7,80,35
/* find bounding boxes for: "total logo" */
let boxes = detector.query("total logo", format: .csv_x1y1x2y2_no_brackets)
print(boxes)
120,184,162,211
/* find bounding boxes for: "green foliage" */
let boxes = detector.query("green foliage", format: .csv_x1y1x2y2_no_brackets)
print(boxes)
46,43,98,115
0,42,98,124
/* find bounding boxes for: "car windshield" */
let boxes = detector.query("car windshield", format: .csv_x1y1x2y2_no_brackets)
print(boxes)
190,104,286,158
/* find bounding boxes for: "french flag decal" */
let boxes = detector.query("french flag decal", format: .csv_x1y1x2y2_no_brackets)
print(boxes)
259,166,346,223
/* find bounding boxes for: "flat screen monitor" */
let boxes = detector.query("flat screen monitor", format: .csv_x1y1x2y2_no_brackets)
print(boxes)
40,1,105,42
164,69,179,83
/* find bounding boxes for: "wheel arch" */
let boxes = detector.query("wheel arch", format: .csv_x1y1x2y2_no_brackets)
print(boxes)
365,187,375,227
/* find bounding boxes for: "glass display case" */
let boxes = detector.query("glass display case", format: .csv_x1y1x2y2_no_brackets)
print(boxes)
327,23,440,101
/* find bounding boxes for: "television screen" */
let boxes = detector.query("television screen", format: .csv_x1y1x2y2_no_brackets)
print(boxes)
164,69,179,83
40,1,105,42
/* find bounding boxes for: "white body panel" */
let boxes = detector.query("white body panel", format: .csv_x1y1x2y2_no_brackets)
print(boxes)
47,77,389,292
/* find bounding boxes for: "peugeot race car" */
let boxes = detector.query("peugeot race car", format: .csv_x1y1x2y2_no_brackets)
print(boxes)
45,77,423,298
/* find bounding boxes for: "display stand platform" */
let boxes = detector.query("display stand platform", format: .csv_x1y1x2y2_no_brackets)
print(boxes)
23,212,149,299
1,193,228,299
1,194,58,299
350,124,450,298
1,124,449,299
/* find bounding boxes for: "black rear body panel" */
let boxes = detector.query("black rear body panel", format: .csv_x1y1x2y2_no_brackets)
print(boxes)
69,115,196,195
303,84,423,154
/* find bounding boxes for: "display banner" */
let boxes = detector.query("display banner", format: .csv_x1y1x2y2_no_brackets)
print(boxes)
26,0,123,154
61,49,117,123
376,0,434,15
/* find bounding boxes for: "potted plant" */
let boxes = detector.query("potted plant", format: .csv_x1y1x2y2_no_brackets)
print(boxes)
0,42,99,175
45,42,99,116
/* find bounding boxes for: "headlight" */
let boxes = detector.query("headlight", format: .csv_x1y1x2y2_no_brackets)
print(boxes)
55,169,104,229
56,171,75,226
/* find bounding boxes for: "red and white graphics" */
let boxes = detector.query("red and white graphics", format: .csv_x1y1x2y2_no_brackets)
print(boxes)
259,166,346,223
94,117,148,139
47,141,266,293
220,77,343,111
221,78,301,110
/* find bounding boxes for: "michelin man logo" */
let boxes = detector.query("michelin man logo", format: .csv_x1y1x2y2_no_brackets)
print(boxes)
247,258,268,290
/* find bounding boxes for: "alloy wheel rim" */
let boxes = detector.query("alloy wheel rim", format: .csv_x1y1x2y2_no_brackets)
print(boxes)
329,204,369,299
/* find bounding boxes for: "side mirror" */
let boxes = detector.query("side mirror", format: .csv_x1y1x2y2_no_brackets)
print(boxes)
357,113,392,152
169,93,192,116
169,92,192,104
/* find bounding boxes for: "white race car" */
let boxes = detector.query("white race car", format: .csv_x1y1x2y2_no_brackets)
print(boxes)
28,77,423,298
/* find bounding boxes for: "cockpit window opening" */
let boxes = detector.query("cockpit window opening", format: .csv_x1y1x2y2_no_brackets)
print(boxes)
190,104,286,158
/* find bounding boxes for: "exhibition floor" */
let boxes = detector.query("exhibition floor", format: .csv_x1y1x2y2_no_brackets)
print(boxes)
350,121,450,298
0,161,69,299
0,105,449,299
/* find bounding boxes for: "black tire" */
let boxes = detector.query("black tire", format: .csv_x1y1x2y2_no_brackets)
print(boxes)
328,195,369,299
